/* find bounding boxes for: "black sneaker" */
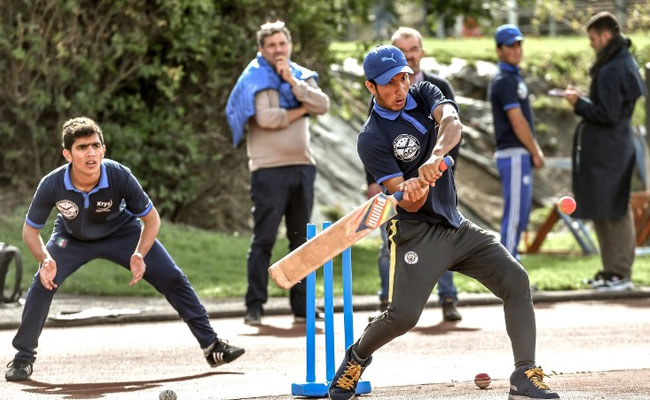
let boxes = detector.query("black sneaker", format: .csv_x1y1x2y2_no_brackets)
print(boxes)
441,298,462,322
508,364,560,399
5,358,33,381
244,308,262,326
328,346,371,400
203,339,245,368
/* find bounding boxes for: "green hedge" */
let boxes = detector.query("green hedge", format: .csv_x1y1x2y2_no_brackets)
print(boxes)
0,0,371,231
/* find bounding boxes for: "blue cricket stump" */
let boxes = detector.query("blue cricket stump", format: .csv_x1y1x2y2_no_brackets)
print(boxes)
291,222,372,397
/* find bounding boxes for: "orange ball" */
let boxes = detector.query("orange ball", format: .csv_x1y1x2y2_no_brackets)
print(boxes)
474,372,491,389
557,196,576,215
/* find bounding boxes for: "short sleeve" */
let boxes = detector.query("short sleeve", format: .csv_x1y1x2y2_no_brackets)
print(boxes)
121,169,152,217
25,177,55,228
413,81,458,117
357,123,403,187
491,77,520,111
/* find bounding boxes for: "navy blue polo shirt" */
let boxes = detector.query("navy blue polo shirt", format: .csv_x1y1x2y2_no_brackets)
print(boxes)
489,62,535,150
358,81,461,228
26,159,153,241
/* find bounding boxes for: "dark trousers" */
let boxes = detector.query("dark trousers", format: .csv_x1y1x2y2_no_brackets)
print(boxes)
593,207,636,279
12,223,216,362
356,219,536,368
245,165,316,316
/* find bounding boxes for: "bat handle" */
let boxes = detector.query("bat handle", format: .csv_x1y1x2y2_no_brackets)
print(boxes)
392,155,454,202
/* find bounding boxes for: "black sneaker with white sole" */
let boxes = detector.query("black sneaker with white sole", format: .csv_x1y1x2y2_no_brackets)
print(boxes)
328,345,372,400
204,339,245,367
5,358,33,381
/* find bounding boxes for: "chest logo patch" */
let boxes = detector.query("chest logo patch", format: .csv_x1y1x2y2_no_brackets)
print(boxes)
517,80,528,100
393,134,421,162
96,199,113,213
56,200,79,220
404,250,419,265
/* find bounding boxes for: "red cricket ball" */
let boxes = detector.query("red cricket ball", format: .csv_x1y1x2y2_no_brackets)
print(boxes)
557,196,576,215
474,372,491,389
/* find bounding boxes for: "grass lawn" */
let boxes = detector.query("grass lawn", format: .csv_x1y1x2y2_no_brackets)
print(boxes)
331,34,650,65
2,202,649,299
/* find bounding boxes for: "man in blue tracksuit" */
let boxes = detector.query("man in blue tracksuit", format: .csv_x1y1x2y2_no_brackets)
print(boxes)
489,25,545,259
5,117,244,381
328,45,559,400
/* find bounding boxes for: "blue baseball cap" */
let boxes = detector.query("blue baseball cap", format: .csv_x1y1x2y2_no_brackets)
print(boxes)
363,45,413,85
495,24,523,46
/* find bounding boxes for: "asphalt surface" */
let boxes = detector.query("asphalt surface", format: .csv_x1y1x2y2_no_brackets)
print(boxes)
0,289,649,399
1,287,649,330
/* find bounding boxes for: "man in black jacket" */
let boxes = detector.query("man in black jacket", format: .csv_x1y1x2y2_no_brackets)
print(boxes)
366,27,462,322
564,11,646,291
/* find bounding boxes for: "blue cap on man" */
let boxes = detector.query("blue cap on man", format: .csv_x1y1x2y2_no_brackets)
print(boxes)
363,45,413,85
495,24,524,46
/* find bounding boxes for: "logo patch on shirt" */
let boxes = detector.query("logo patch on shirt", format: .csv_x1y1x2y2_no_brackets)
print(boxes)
56,237,68,248
517,80,528,100
96,199,113,213
393,134,421,162
404,251,419,265
56,200,79,220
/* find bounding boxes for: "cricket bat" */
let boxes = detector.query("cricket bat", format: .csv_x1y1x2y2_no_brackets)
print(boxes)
269,156,454,289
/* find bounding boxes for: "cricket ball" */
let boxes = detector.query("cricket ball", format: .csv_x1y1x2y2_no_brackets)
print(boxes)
159,389,177,400
474,372,491,389
557,196,576,215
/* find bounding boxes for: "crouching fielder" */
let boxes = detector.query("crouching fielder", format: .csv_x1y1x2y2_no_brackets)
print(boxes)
5,117,244,382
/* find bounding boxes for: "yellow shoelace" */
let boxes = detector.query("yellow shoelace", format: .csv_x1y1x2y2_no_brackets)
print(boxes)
525,367,551,390
335,362,363,390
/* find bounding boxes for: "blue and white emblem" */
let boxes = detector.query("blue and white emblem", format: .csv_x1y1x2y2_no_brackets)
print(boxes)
393,134,420,162
517,80,528,100
56,200,79,220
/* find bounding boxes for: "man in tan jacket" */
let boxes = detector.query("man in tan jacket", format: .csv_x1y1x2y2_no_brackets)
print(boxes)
226,21,329,325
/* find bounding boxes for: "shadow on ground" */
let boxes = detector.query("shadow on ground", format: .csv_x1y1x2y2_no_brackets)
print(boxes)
17,371,242,399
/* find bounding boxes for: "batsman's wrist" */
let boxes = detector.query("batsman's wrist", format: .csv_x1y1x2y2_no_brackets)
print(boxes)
132,251,144,258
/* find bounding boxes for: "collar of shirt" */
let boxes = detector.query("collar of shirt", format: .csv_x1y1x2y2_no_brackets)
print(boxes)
498,61,520,76
412,71,424,83
64,162,109,194
372,94,417,121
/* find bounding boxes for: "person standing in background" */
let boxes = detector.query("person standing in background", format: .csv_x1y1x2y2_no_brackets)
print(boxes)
489,24,545,260
563,11,646,291
226,21,330,325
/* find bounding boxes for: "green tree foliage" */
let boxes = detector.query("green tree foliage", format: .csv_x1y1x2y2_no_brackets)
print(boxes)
0,0,372,231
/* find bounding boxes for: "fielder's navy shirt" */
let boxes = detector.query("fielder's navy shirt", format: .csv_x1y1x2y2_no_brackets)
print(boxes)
358,81,462,228
26,159,153,241
489,62,535,150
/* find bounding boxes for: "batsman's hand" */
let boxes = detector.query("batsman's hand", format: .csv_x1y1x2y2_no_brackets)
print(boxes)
129,252,146,286
417,155,444,187
398,177,429,202
39,257,58,290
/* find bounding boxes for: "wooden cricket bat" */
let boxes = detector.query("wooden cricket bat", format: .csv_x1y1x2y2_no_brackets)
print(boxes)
268,156,454,289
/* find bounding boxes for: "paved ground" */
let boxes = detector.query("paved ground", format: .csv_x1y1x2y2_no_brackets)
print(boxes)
1,298,649,399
